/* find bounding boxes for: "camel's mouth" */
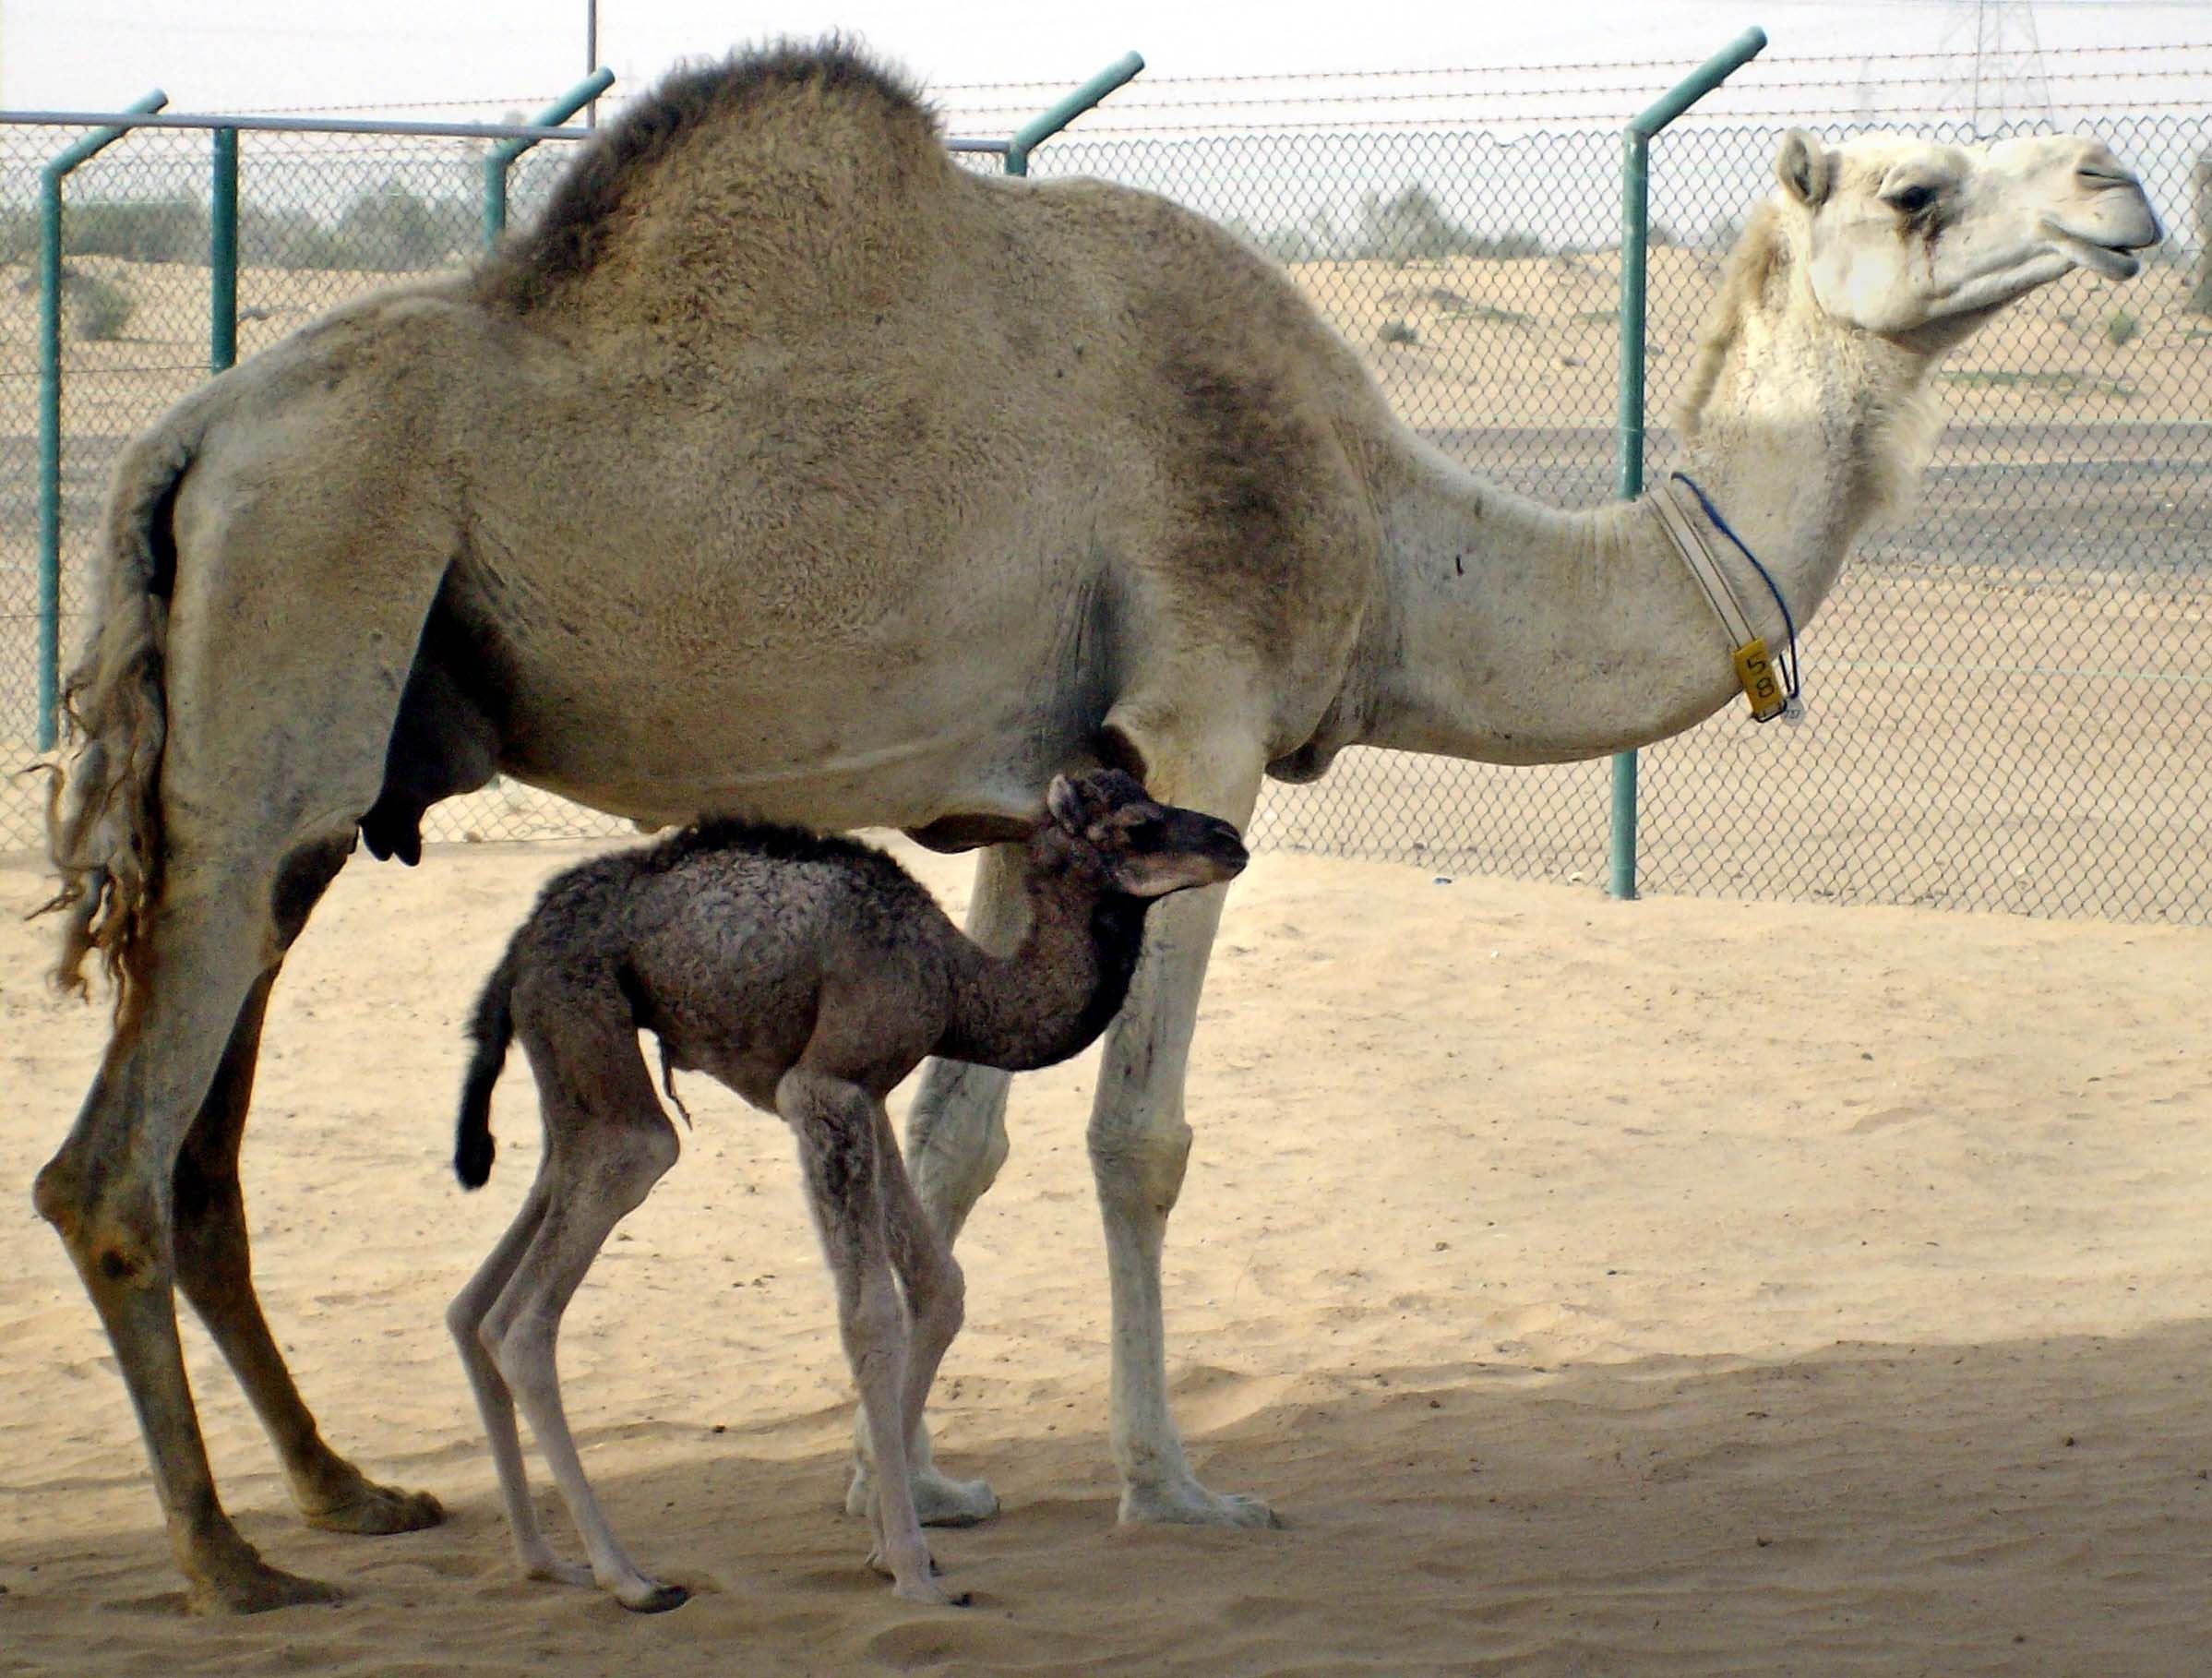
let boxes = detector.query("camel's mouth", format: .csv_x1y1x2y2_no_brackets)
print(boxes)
2039,217,2155,281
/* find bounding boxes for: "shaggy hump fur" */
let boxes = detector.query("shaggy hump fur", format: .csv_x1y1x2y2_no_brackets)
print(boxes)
477,39,939,315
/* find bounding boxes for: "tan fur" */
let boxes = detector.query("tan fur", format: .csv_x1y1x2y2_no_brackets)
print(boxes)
1675,203,1785,442
29,44,2159,1608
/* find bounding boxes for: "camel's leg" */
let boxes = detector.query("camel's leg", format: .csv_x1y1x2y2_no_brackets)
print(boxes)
172,972,443,1537
481,1031,686,1612
445,1174,582,1586
34,857,358,1612
783,1071,956,1607
872,1105,965,1473
903,841,1029,1241
1087,724,1275,1528
36,478,451,1609
847,842,1027,1527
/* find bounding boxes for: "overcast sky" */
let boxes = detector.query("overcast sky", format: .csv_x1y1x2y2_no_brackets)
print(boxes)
17,0,2212,117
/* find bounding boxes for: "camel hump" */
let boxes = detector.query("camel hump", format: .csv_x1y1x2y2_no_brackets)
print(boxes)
476,40,956,324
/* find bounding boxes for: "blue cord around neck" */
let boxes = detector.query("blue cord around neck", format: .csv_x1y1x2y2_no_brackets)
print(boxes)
1669,470,1801,711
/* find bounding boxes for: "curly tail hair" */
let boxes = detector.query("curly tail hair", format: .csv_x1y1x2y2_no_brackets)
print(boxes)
39,422,200,1014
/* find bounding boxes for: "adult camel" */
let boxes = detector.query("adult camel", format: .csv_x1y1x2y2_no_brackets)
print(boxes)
36,42,2158,1610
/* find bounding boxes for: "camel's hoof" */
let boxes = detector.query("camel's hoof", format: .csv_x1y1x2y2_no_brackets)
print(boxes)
301,1476,445,1536
616,1579,690,1613
891,1574,969,1608
1119,1480,1284,1530
186,1559,344,1615
847,1465,999,1528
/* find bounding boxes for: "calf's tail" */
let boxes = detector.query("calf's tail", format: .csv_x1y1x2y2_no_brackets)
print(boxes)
455,952,517,1188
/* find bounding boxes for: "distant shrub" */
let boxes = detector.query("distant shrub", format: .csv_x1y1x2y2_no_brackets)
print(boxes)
241,206,353,270
1344,186,1548,266
1466,230,1545,259
68,198,207,264
2104,307,2139,347
1223,215,1326,266
71,272,134,341
330,184,472,270
0,206,35,264
237,186,473,272
1378,318,1418,345
1255,222,1331,264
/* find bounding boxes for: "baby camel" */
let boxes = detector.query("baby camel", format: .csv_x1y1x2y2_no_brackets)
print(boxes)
445,770,1247,1611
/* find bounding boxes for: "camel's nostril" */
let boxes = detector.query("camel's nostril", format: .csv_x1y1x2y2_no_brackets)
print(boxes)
2075,165,2131,189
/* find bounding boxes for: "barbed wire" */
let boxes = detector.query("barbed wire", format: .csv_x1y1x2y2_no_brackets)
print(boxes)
933,63,2212,122
926,38,2212,90
211,41,2212,118
963,99,2212,138
213,97,554,115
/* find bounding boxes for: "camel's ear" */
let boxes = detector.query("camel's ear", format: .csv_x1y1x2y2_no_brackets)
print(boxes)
1776,130,1833,209
1046,774,1088,830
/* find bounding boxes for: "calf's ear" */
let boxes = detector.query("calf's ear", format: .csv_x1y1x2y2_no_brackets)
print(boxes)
1046,774,1086,830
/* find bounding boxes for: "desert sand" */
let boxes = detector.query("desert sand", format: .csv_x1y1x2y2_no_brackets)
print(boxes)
2,837,2206,1674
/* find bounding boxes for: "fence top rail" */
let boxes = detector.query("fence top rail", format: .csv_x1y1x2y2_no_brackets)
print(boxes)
0,106,1011,151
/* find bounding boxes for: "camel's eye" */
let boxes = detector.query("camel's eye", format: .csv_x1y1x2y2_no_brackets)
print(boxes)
1119,812,1165,845
1885,182,1939,216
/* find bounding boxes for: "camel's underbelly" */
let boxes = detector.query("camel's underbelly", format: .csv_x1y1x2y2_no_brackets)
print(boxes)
478,569,1111,833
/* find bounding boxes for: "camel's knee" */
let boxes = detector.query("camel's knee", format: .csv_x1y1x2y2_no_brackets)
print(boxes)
555,1109,680,1215
604,1119,680,1211
30,1146,87,1243
446,1291,489,1355
35,1159,170,1290
1088,1119,1194,1221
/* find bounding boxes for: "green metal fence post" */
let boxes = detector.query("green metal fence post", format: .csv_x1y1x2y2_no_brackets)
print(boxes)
1607,27,1766,900
483,68,616,248
211,126,238,372
36,89,168,754
1004,52,1144,177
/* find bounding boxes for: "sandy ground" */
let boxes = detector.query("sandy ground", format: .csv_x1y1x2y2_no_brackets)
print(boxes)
2,839,2206,1674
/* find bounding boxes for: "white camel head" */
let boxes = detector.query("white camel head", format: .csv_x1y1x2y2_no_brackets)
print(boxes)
1773,129,2160,345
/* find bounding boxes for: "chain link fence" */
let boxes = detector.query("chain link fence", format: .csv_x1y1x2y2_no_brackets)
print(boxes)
3,54,2205,924
0,122,640,849
1034,104,2208,924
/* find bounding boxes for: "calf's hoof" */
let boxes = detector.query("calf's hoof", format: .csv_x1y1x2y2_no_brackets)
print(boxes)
616,1578,691,1613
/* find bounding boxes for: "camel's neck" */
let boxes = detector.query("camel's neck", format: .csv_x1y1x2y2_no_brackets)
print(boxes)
936,866,1149,1073
1356,291,1936,765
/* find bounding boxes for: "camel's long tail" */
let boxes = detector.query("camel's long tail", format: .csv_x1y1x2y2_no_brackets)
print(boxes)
455,951,517,1188
38,420,202,1012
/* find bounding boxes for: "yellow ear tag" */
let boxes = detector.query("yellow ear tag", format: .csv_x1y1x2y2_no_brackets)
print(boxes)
1733,639,1788,722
